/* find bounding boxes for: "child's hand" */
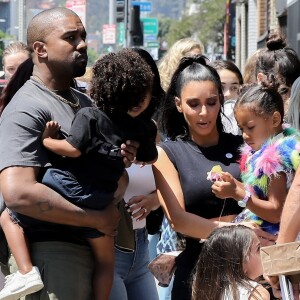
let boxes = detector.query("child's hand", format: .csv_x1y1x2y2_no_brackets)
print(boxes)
42,121,61,142
211,172,237,199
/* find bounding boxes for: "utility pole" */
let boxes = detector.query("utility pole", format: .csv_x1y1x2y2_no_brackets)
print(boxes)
109,0,115,24
115,0,130,48
124,0,129,48
18,0,25,43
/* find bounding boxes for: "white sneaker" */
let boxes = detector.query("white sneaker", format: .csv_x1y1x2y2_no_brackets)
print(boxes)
0,266,44,300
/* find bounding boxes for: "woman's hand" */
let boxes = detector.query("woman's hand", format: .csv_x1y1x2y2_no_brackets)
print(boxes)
126,192,160,222
239,221,277,246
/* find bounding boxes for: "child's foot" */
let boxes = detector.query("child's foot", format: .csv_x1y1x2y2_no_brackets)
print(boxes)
0,266,44,300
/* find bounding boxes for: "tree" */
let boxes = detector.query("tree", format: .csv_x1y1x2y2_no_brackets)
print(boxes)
164,0,226,52
0,30,13,70
195,0,226,50
0,30,6,59
166,15,197,46
87,48,98,67
158,17,172,41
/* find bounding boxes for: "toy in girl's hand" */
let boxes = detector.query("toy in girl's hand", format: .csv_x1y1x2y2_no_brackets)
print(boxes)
207,165,223,182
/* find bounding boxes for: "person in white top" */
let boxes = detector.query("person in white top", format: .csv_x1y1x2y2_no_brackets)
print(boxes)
109,48,164,300
192,225,270,300
209,60,243,136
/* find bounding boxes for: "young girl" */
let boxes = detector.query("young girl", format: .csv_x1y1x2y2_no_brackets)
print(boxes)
255,31,300,114
212,80,300,235
0,49,158,300
192,225,270,300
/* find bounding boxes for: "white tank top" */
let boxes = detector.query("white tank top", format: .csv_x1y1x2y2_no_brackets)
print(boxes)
222,281,260,300
124,164,156,229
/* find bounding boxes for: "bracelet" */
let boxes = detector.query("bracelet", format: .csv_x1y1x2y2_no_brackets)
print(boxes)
237,190,251,207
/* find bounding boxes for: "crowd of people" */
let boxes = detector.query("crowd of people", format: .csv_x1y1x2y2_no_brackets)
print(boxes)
1,6,300,300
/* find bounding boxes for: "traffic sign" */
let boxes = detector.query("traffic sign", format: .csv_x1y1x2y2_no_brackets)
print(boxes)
66,0,86,27
117,22,125,45
141,18,158,35
132,1,152,13
144,34,157,41
146,41,159,48
102,24,116,45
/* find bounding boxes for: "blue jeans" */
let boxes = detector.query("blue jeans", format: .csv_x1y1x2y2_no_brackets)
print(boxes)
158,276,173,300
109,228,159,300
148,233,159,262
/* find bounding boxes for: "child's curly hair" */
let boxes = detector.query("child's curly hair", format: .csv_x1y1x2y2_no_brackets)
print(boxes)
90,48,154,115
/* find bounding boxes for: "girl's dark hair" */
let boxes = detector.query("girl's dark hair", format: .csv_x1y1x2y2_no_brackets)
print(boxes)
0,58,33,115
192,225,261,300
89,48,154,115
159,55,224,139
209,60,243,85
132,48,165,121
256,31,300,88
234,77,284,123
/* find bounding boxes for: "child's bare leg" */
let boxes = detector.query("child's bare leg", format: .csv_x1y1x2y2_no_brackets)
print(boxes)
88,235,115,300
0,209,33,274
113,171,129,204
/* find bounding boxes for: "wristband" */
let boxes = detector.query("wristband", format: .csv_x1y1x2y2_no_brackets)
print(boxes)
237,190,251,207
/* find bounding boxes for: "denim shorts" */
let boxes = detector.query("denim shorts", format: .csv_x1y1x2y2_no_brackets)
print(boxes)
8,168,114,239
43,168,114,238
42,168,113,210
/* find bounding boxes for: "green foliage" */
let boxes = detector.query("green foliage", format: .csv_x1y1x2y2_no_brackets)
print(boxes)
158,17,172,40
87,48,98,67
196,0,226,49
166,15,197,46
0,30,12,68
164,0,226,51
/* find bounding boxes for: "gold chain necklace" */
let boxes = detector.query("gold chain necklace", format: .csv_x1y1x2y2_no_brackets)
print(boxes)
32,76,81,110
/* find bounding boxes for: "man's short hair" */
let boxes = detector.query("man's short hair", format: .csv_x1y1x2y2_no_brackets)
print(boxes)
27,8,78,51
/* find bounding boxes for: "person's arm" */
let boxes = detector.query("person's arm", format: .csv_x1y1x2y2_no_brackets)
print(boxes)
265,169,300,299
0,166,120,235
43,139,81,158
0,139,138,235
212,172,287,223
42,121,81,157
153,147,275,242
276,166,300,243
153,147,231,239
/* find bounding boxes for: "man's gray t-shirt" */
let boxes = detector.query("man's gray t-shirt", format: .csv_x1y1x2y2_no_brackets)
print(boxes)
0,78,92,170
0,78,93,243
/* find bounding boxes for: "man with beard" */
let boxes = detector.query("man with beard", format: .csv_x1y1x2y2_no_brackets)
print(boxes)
0,8,137,300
